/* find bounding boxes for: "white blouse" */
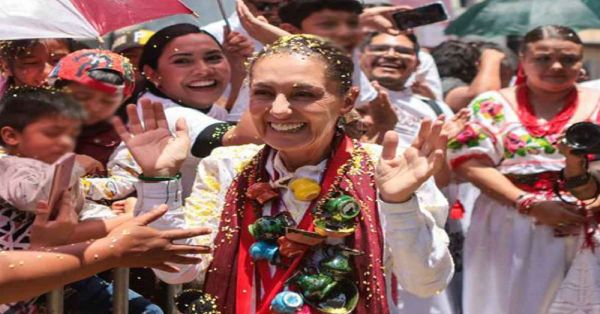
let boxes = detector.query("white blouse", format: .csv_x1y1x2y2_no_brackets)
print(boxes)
134,143,454,312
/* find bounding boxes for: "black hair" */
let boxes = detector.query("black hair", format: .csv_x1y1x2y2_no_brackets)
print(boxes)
139,23,222,71
248,34,354,95
361,32,421,55
0,87,86,144
470,40,518,73
279,0,364,29
521,25,582,53
431,40,480,83
0,39,42,65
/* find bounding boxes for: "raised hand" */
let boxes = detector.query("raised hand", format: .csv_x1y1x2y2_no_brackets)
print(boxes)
360,81,398,144
222,27,255,111
236,0,289,45
359,5,413,34
443,108,471,139
223,27,255,64
108,205,212,272
376,118,447,203
112,100,190,177
29,191,79,249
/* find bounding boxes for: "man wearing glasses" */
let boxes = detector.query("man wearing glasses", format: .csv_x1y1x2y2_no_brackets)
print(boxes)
359,31,454,146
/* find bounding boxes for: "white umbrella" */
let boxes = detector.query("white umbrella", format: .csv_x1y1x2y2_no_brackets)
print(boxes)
0,0,196,40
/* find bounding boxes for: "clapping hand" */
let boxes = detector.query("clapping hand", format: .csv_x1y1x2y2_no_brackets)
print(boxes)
360,81,398,143
112,100,190,177
376,118,447,203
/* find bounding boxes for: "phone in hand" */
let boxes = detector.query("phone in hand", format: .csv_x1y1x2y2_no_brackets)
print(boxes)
47,153,76,220
392,1,449,30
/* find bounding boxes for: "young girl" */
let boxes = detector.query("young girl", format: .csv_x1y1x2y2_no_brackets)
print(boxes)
0,40,53,95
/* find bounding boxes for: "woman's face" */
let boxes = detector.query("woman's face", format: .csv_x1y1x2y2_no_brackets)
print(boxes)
249,53,353,156
521,38,583,92
145,33,231,109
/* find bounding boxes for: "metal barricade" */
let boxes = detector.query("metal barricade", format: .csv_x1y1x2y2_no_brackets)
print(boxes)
113,267,130,314
46,287,63,314
44,268,183,313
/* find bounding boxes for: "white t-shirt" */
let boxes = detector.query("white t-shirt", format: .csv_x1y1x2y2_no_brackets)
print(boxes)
580,79,600,90
387,89,453,146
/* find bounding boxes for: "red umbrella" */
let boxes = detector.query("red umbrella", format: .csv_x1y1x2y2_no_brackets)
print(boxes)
0,0,196,40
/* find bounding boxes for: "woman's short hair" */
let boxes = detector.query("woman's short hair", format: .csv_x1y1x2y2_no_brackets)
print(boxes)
248,34,354,95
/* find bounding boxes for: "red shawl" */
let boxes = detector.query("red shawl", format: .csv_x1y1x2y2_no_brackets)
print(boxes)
203,136,390,314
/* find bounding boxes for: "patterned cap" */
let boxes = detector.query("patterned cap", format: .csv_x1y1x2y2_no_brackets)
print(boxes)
48,49,135,97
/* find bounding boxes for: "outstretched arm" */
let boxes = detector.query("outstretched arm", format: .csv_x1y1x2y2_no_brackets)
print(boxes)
2,205,210,303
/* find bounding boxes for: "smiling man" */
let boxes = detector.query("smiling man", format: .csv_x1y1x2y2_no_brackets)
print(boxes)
360,32,453,146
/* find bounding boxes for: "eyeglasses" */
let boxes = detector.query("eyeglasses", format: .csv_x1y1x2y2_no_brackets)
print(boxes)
365,44,415,56
249,0,284,12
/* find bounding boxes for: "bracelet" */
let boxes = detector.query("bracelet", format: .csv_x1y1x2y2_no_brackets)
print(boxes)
562,169,592,190
138,172,182,182
515,193,544,215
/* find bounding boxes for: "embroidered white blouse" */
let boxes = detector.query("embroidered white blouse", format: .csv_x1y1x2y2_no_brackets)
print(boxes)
134,143,454,311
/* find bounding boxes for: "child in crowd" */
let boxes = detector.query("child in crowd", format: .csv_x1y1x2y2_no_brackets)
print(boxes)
111,29,155,121
49,49,139,206
0,40,53,94
0,87,161,313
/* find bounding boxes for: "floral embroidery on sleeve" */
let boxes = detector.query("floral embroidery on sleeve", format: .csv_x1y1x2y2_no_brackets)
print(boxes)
503,132,557,159
472,98,505,124
448,124,487,151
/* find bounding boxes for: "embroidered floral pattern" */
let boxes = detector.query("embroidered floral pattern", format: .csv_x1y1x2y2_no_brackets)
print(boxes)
448,124,487,151
473,99,505,124
503,132,557,159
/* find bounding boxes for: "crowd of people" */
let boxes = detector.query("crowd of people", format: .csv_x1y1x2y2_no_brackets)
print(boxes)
0,0,599,313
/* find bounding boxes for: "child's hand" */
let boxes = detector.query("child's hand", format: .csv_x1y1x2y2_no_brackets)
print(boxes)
111,197,137,215
29,191,78,249
75,154,105,176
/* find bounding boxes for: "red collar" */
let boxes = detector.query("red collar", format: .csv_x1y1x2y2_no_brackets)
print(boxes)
516,85,578,137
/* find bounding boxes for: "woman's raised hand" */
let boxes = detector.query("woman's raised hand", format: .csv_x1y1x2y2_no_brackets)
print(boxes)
376,119,447,203
112,100,190,177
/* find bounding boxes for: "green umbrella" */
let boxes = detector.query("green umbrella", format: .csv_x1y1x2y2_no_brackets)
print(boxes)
445,0,600,37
